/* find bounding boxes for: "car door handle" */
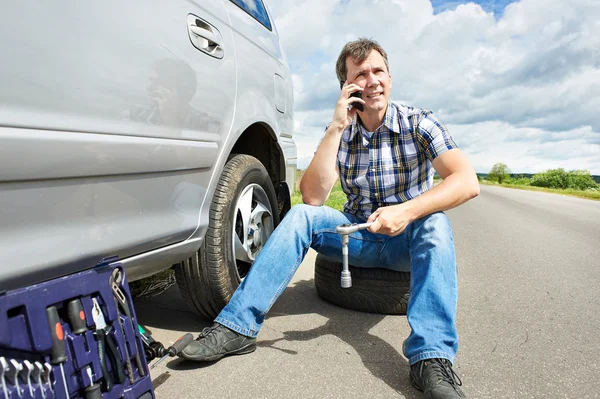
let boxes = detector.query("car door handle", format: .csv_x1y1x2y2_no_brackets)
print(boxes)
189,25,222,48
187,14,224,59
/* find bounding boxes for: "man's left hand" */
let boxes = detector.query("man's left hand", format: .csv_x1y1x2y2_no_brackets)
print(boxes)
367,204,415,236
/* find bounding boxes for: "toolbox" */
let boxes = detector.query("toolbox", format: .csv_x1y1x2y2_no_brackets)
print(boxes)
0,259,154,399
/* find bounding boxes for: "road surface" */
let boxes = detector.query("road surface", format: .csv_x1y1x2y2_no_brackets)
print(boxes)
135,185,600,398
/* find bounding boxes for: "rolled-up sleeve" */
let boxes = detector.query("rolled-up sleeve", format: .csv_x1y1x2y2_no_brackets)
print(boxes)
417,112,459,161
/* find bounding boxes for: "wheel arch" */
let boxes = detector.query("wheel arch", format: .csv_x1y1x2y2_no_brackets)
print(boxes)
229,122,291,220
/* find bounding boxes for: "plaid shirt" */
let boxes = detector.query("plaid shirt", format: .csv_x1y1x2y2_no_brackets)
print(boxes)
335,102,458,220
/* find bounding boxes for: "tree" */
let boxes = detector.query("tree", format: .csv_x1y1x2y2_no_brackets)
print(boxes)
488,163,511,184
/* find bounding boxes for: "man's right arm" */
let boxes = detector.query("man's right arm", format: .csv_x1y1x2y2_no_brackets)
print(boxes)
299,82,365,205
299,124,344,205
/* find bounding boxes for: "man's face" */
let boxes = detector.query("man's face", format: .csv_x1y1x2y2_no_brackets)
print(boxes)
345,49,391,113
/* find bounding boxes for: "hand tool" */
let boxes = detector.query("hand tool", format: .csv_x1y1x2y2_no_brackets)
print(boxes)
91,298,126,392
21,360,35,397
67,298,102,398
150,333,194,369
43,363,53,394
111,269,145,377
67,298,87,335
46,305,70,399
138,324,164,362
83,367,102,399
0,357,9,399
32,362,46,399
8,358,23,397
335,222,373,288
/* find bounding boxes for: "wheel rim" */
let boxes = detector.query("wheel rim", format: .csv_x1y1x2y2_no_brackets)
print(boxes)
232,183,274,280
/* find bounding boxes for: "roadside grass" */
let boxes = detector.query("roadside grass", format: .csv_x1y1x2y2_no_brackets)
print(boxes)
291,169,345,210
479,179,600,201
291,181,346,210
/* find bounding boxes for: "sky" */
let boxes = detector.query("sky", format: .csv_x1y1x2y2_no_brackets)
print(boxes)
267,0,600,174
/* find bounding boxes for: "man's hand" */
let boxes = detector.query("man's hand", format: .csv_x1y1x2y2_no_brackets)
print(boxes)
367,203,416,236
331,82,366,131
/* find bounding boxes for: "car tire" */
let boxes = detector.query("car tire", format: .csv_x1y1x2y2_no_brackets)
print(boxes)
314,254,411,315
175,154,280,319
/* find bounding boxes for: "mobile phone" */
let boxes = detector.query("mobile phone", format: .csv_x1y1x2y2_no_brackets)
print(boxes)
340,80,364,112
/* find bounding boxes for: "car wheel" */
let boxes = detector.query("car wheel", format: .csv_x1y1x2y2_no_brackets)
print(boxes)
175,154,280,319
314,254,411,315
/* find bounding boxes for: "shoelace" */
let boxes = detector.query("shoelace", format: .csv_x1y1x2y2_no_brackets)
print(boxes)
421,359,463,388
197,323,221,341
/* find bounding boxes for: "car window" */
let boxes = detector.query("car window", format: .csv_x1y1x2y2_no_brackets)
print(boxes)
229,0,272,30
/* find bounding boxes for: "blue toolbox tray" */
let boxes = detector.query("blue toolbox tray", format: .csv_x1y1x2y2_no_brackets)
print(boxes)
0,260,154,399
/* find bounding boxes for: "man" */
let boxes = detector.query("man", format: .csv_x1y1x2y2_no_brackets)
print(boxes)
180,38,479,399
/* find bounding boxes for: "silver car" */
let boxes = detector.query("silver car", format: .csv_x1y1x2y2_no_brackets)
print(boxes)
0,0,296,319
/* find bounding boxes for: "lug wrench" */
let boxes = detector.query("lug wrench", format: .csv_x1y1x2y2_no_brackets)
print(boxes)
335,222,373,288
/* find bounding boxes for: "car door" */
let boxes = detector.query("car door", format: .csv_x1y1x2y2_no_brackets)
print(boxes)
223,0,293,139
0,0,236,289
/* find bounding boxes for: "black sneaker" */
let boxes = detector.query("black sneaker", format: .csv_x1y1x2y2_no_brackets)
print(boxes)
179,323,257,362
410,358,465,398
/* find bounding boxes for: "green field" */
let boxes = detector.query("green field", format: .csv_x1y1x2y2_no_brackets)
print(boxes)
291,171,346,210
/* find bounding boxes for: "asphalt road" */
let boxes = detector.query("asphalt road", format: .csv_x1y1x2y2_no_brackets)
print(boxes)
134,185,600,398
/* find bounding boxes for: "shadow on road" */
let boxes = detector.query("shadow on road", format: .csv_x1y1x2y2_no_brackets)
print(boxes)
259,279,420,399
133,285,212,332
134,279,419,398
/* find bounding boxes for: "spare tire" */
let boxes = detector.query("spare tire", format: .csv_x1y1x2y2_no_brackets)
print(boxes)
314,254,411,315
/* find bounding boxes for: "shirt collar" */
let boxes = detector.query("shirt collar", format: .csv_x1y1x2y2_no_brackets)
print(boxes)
347,102,400,140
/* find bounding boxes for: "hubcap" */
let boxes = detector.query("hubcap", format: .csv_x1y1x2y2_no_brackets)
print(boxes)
232,184,274,280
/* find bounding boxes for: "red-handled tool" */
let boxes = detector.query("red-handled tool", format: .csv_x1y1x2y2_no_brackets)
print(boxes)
67,298,102,399
46,305,71,399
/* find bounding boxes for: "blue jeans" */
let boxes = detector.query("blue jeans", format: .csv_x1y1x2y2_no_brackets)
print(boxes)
216,204,459,365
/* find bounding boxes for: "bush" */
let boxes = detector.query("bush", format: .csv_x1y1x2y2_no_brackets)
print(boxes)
506,177,531,186
530,169,598,190
567,170,599,190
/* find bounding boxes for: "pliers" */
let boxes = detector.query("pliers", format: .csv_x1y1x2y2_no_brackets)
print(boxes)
91,298,126,392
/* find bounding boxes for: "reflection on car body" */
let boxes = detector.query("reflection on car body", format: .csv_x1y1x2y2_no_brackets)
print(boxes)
0,0,296,319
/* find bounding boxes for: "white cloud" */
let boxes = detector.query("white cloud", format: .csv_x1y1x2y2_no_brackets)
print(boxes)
450,122,600,174
269,0,600,173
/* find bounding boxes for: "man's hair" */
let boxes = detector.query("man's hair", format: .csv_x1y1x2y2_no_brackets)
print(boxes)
335,38,389,83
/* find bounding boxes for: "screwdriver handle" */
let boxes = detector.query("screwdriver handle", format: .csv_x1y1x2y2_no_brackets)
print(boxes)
85,383,103,399
67,299,87,335
150,333,194,370
167,333,194,356
46,306,67,364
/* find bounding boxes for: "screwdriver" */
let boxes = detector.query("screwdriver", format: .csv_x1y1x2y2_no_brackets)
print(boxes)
67,299,102,399
46,305,71,399
150,333,194,369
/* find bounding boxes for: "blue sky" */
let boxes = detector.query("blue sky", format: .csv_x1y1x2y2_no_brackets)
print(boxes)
430,0,516,16
269,0,600,174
